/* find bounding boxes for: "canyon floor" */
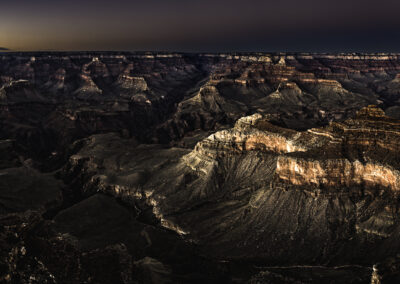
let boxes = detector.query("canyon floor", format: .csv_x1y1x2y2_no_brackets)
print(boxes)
1,52,400,283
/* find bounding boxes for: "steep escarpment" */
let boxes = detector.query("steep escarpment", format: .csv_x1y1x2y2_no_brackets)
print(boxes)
2,52,400,162
63,106,400,274
0,53,210,169
275,106,400,193
3,53,400,282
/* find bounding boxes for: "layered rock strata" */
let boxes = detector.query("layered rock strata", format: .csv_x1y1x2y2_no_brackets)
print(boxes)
64,106,400,271
3,52,400,282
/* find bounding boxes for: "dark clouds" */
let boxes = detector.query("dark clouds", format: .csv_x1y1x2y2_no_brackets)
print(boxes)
1,0,400,51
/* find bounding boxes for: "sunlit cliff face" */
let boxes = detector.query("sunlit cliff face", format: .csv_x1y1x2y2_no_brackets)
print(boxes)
272,106,400,192
4,52,400,282
190,105,400,194
276,158,400,191
61,103,400,271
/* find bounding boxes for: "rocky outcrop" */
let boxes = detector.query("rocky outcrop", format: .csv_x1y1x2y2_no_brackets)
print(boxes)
62,106,400,272
1,52,399,163
0,209,188,284
277,157,400,190
192,105,400,195
0,80,44,104
3,52,400,282
194,113,309,157
371,256,400,284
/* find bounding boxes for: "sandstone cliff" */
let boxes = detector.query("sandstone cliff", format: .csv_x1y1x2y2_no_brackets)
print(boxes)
62,106,400,273
3,52,400,282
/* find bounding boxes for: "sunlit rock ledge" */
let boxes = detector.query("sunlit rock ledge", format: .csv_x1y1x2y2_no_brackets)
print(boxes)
60,105,400,267
189,105,400,194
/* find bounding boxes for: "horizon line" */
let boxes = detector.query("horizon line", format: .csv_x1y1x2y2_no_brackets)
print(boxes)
1,50,400,55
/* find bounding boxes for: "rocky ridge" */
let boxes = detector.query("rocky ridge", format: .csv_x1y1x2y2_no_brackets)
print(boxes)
2,52,400,282
63,106,400,278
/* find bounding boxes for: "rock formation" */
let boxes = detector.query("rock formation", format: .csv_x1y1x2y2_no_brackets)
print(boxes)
2,52,400,282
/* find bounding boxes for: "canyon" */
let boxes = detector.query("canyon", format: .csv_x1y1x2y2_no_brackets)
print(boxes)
1,52,400,283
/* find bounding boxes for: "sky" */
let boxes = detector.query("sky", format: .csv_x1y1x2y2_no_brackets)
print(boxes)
1,0,400,52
